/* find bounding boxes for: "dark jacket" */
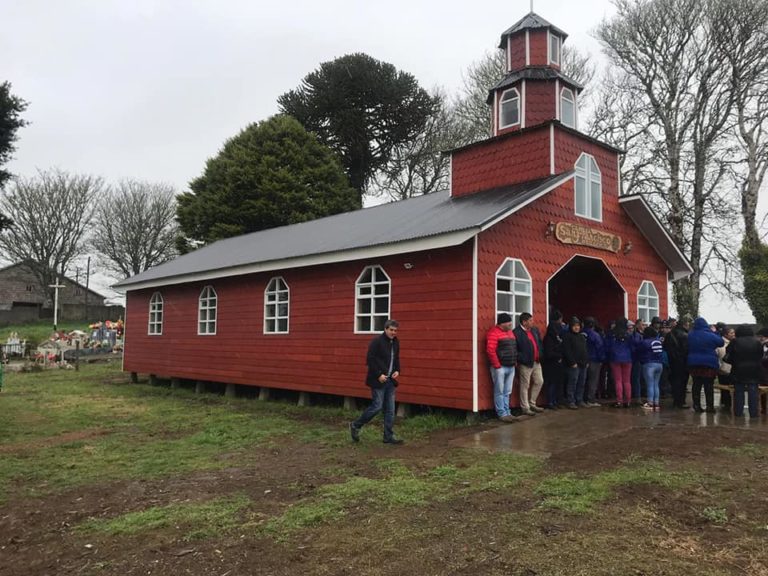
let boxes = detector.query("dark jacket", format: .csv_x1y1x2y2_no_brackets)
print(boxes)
687,317,724,370
726,334,764,385
605,331,633,363
562,330,589,367
664,325,689,368
636,336,664,365
486,325,517,368
513,325,543,367
543,321,564,362
366,332,400,388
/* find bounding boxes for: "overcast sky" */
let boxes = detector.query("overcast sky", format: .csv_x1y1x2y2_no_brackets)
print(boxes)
0,0,758,322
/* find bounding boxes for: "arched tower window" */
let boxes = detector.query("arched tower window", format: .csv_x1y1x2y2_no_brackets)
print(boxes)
198,285,217,335
499,88,520,129
264,277,289,334
560,87,576,128
148,292,163,335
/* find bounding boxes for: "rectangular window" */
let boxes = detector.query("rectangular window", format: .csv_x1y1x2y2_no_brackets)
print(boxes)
264,277,289,334
549,33,561,65
356,265,390,333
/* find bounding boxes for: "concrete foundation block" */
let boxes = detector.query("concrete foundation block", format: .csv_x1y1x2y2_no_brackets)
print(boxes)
171,378,181,389
149,374,158,386
396,403,412,418
298,392,311,407
195,380,205,394
343,396,358,411
258,387,270,401
225,383,237,398
130,372,138,383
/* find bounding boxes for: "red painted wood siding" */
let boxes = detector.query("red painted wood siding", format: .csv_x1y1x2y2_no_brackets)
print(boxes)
474,132,668,410
124,244,477,410
510,34,526,70
450,125,551,197
529,29,548,66
525,81,556,127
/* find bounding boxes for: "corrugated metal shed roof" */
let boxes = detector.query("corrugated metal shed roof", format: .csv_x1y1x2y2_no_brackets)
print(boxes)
115,173,573,290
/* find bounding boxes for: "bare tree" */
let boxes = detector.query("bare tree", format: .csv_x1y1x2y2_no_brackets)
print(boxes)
596,0,740,317
0,168,102,303
373,89,464,200
93,179,179,278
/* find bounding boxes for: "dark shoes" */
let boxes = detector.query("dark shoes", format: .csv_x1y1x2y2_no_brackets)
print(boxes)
500,415,519,423
383,438,404,445
349,422,360,442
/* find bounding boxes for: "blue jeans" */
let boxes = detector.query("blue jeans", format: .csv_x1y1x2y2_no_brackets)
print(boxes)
566,365,587,406
353,380,397,440
491,366,515,417
642,362,663,405
734,381,759,418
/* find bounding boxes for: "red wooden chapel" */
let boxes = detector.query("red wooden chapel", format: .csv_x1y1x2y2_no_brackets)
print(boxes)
117,12,692,413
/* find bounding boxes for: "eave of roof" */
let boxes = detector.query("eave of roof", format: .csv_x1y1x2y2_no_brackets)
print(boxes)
486,67,584,103
498,12,568,48
618,194,693,280
114,172,575,292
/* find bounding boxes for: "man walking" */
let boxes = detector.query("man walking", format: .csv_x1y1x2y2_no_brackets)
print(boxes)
514,312,545,414
350,319,403,444
486,313,518,422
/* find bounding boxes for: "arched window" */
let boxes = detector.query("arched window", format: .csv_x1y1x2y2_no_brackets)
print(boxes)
637,281,659,323
496,258,532,327
499,88,520,129
560,87,576,128
264,277,289,334
148,292,163,335
356,265,390,333
575,153,602,221
198,285,217,335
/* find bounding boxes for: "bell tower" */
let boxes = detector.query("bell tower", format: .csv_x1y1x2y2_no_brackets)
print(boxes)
488,13,582,136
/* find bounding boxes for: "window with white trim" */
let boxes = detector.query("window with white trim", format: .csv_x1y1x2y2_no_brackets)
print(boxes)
561,87,575,128
549,33,561,65
264,277,289,334
496,258,532,327
198,285,217,335
637,281,659,323
148,292,163,335
355,265,390,333
575,153,602,221
499,88,520,129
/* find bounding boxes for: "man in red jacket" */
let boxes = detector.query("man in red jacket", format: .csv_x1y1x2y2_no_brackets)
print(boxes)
486,313,518,422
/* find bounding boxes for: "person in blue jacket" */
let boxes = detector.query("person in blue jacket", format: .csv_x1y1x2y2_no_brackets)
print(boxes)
636,326,664,409
687,317,725,413
583,317,605,406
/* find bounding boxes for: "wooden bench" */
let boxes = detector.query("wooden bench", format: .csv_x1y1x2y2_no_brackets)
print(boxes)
714,384,768,415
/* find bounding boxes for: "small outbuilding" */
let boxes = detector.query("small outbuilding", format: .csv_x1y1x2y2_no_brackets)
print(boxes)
116,12,692,413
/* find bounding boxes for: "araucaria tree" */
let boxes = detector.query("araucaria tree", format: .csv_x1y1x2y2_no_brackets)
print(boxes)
278,53,439,201
176,115,358,248
93,179,179,278
0,81,28,231
0,168,102,304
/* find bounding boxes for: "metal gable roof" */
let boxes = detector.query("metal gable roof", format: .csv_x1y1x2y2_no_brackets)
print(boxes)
115,173,574,291
618,194,693,280
487,68,584,104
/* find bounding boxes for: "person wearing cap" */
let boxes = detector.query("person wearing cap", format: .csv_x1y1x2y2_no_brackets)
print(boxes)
687,316,725,413
542,309,566,409
562,316,589,408
486,313,518,422
350,319,404,445
583,316,605,406
664,315,691,408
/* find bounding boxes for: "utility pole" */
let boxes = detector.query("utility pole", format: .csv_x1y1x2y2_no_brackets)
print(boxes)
49,277,66,332
84,257,91,322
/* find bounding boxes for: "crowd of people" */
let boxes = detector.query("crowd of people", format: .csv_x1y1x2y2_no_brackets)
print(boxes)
487,310,768,420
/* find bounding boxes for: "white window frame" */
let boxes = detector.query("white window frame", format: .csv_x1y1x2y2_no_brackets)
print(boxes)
499,88,521,129
264,276,289,334
355,265,390,334
560,87,576,128
495,258,533,328
148,292,163,335
549,32,561,65
575,153,602,221
637,281,659,323
198,285,217,335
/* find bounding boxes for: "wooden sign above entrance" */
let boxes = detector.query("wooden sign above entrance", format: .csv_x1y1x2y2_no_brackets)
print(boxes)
555,222,621,253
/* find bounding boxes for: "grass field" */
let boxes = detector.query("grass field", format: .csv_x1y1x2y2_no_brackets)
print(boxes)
2,362,768,576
